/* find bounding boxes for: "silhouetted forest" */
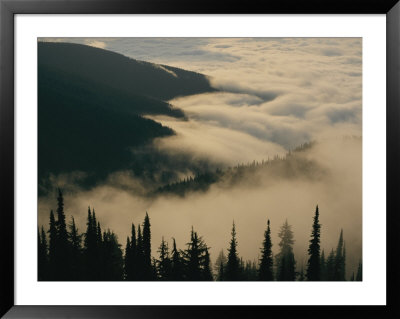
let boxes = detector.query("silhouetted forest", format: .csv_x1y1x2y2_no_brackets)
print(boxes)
38,189,362,281
154,142,325,197
38,42,217,196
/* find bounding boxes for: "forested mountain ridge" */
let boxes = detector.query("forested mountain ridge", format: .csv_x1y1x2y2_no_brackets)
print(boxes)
155,142,326,197
38,42,217,195
38,42,217,101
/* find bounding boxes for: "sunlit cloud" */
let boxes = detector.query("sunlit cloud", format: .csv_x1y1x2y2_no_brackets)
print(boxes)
38,37,362,277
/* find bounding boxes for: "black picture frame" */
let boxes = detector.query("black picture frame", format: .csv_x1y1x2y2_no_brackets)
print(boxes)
1,0,399,318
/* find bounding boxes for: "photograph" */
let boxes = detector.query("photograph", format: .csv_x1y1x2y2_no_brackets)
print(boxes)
37,37,362,282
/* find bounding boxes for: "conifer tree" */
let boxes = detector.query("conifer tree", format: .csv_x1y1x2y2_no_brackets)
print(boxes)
225,222,240,281
325,249,335,281
136,224,145,280
157,237,171,280
333,229,346,281
68,217,82,280
343,244,346,280
38,226,48,280
259,219,273,281
84,207,93,250
184,228,203,280
130,224,137,280
183,227,209,281
170,238,184,281
306,205,321,281
124,237,132,280
214,250,227,281
55,189,70,280
96,221,104,279
48,210,57,280
102,230,123,280
276,220,296,281
143,212,152,279
97,222,102,246
83,207,98,280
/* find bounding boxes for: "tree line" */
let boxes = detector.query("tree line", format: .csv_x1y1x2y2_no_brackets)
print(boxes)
38,190,362,281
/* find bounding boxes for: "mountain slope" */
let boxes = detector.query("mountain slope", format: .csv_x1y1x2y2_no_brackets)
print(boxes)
154,142,326,197
38,42,216,101
38,42,217,195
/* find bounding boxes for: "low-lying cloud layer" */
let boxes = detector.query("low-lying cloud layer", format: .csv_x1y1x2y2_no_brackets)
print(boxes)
38,38,362,278
38,138,362,277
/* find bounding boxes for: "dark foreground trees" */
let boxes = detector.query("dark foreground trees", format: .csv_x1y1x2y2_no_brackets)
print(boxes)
38,191,358,281
275,220,296,281
259,219,273,281
306,205,321,281
225,222,240,281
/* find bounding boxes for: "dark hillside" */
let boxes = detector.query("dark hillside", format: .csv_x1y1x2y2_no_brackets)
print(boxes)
38,42,216,101
38,42,217,195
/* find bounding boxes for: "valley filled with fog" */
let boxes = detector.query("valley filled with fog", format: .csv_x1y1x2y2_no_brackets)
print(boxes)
38,38,362,279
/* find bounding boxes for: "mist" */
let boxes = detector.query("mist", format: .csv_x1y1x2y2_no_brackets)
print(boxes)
38,37,362,279
38,137,361,278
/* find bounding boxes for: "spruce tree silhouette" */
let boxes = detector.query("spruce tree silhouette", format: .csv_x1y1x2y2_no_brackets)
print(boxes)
156,237,171,280
259,219,274,281
333,229,346,281
276,220,296,281
38,190,358,282
136,224,145,280
130,224,137,280
170,238,184,281
214,250,227,281
102,230,123,280
68,216,82,280
83,207,99,280
325,249,335,281
38,226,48,280
306,205,321,281
47,209,57,280
96,221,104,279
183,227,210,281
124,237,132,280
225,222,240,281
184,228,202,280
142,212,152,280
55,189,70,280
